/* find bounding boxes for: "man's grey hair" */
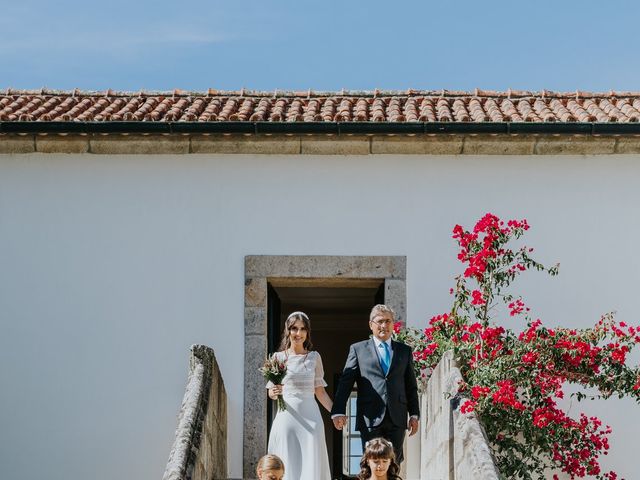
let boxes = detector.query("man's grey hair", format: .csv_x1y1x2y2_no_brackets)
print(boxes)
369,304,395,322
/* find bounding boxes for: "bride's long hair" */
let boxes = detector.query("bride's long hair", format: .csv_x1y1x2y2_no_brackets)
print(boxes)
278,311,314,352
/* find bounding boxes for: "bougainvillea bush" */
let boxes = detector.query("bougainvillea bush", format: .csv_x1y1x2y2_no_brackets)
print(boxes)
395,214,640,480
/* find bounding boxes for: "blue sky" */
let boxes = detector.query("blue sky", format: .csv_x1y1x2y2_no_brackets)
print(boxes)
2,0,640,92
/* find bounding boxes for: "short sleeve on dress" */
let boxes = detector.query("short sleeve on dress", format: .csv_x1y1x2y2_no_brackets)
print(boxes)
314,352,328,388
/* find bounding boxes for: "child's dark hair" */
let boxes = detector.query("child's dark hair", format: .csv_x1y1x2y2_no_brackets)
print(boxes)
357,437,402,480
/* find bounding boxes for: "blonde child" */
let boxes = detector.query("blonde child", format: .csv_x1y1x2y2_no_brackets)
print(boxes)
256,454,284,480
357,438,402,480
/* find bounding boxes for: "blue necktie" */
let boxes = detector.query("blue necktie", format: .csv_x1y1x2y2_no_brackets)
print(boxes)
380,342,391,375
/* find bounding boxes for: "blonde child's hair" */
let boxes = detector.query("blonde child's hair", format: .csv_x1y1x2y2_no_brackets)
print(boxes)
256,454,284,476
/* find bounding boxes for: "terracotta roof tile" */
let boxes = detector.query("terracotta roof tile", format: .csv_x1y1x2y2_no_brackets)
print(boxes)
418,98,436,122
4,89,640,124
372,98,385,122
435,98,452,122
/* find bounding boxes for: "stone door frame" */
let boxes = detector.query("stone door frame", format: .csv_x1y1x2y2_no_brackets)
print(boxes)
243,255,407,477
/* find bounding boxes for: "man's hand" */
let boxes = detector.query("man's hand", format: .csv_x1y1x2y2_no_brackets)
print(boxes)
407,417,419,436
332,416,347,430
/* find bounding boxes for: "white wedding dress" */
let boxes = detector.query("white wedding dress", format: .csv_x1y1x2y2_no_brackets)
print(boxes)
266,350,332,480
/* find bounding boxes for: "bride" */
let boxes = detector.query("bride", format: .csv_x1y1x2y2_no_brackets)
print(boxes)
266,311,333,480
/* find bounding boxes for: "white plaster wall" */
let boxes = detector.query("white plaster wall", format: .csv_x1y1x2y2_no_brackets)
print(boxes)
1,152,639,480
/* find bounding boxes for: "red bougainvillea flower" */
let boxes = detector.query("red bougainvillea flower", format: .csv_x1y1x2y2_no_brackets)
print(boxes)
460,399,477,414
491,379,526,411
471,385,491,399
508,298,528,316
522,351,539,364
471,290,486,306
394,213,640,480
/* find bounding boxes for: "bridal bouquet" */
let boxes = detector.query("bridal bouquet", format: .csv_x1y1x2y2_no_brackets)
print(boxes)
260,354,287,411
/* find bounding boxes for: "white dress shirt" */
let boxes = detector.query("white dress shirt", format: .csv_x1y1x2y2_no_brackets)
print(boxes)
373,337,393,369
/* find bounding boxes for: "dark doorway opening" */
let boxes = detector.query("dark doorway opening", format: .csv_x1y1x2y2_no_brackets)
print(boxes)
267,279,384,479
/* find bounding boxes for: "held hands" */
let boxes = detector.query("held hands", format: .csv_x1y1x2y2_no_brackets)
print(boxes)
407,417,419,436
268,385,283,400
333,415,417,433
332,415,347,430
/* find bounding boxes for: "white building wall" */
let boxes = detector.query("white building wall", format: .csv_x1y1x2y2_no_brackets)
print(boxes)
1,152,639,479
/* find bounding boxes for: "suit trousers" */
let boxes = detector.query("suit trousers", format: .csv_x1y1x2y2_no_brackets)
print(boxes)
359,408,406,464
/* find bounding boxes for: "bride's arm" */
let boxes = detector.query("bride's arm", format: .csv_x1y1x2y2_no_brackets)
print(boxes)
314,386,333,412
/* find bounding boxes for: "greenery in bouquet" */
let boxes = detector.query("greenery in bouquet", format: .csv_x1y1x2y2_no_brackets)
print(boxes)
394,213,640,480
260,354,288,411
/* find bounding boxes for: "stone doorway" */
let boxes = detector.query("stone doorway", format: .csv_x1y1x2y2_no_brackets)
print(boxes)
243,256,406,478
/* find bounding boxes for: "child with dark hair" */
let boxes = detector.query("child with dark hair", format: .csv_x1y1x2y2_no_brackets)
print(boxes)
357,437,402,480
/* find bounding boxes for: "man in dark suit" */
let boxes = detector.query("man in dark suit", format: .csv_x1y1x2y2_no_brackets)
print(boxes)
331,304,420,464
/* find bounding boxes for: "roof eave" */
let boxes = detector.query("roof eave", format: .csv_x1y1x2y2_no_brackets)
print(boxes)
2,121,640,136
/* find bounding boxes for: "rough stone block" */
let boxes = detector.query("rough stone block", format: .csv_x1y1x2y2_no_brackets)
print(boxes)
245,307,267,335
421,351,459,480
193,462,205,480
191,135,300,154
420,351,500,480
462,135,535,155
219,387,227,430
35,135,89,153
208,364,227,428
245,277,267,308
208,376,219,425
614,136,640,154
0,135,35,153
333,256,405,279
209,426,221,464
200,430,212,473
243,335,268,479
90,134,190,154
216,370,225,420
405,416,422,480
300,136,370,155
452,410,500,480
214,430,227,479
245,255,406,279
426,353,457,420
244,414,264,479
244,336,267,392
534,135,616,155
371,135,464,154
163,345,227,480
384,279,406,324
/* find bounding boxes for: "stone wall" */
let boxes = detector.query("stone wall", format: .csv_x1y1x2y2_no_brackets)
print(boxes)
163,345,227,480
2,133,639,155
421,351,501,480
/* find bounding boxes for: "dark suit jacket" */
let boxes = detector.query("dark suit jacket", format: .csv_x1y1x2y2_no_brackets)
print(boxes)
332,338,420,432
